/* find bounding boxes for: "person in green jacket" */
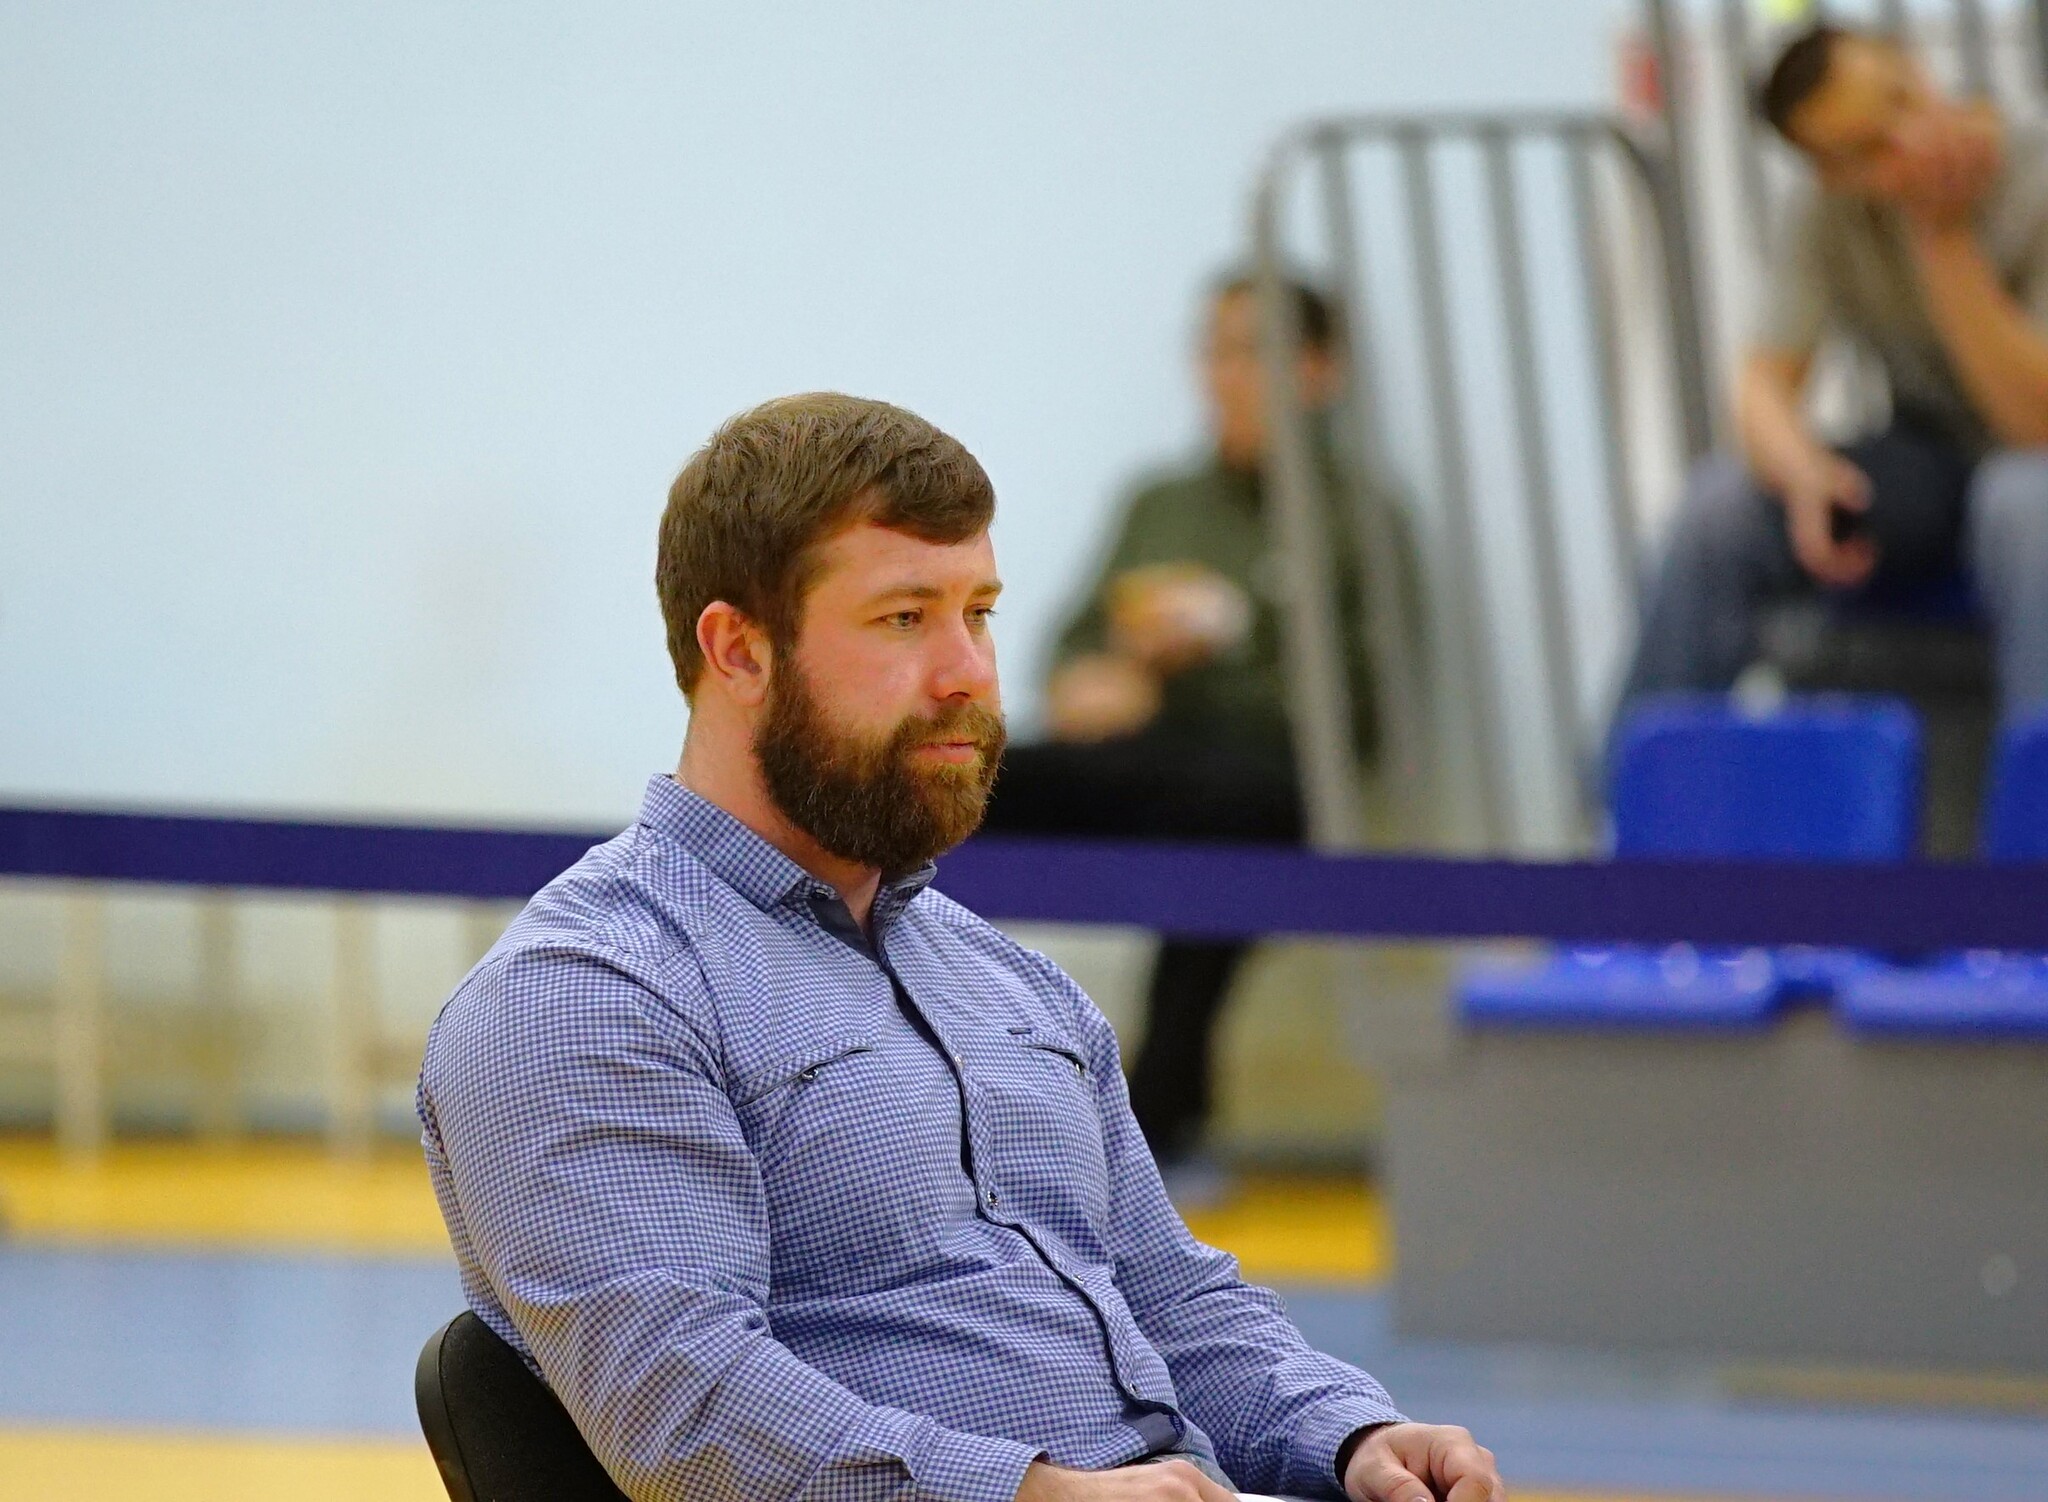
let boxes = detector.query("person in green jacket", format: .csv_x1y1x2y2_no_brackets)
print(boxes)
983,273,1383,1196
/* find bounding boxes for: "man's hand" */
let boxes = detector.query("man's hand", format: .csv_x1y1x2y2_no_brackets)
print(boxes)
1893,101,2001,231
1106,563,1253,676
1015,1459,1235,1502
1047,653,1162,743
1780,451,1877,589
1342,1422,1505,1502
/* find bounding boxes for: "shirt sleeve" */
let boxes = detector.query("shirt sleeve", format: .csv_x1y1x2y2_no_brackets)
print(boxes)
1751,182,1828,359
421,944,1043,1502
1047,966,1406,1499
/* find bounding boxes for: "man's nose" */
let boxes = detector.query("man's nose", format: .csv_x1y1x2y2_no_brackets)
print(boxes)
930,621,997,701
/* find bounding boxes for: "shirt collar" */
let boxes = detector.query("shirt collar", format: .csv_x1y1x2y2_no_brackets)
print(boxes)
636,774,937,926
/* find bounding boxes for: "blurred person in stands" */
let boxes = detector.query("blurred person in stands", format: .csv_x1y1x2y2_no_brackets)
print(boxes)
983,275,1388,1204
1619,22,2048,729
420,394,1502,1502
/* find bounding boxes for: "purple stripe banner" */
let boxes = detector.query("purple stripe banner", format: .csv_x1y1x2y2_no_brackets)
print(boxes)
4,804,2047,951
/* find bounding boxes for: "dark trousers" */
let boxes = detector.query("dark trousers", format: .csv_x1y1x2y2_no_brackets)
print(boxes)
1620,420,1976,706
981,736,1304,1161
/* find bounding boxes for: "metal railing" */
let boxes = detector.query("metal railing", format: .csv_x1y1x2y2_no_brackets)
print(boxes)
0,881,514,1159
1253,111,1712,854
1255,2,2048,857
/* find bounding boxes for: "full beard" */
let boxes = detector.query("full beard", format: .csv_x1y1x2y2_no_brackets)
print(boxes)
755,662,1007,877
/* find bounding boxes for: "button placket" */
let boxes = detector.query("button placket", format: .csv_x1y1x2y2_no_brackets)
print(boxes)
881,948,994,1219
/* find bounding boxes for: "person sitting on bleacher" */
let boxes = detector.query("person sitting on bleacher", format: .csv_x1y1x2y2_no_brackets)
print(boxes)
980,274,1387,1202
1620,22,2048,728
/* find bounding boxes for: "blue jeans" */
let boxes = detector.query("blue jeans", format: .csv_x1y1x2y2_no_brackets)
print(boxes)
1620,426,2048,723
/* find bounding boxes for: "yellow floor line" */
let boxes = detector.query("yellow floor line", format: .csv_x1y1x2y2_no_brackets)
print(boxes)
0,1425,445,1502
0,1137,1390,1281
0,1138,449,1255
0,1424,1803,1502
1181,1174,1389,1284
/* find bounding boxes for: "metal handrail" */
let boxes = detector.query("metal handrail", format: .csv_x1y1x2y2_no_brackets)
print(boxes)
1642,3,1722,458
1252,3,2048,857
1252,228,1370,848
1252,109,1711,853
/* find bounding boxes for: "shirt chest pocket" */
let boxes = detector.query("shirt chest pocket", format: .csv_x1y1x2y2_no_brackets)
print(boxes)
1005,1025,1089,1080
730,1029,968,1291
731,1034,876,1158
981,1025,1110,1222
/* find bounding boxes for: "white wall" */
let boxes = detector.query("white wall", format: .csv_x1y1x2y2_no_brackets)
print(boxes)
2,0,1623,829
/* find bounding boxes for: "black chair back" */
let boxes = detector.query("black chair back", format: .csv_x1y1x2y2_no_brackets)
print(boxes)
416,1311,631,1502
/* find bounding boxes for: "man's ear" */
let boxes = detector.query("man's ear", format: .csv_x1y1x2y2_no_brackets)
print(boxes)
695,601,774,708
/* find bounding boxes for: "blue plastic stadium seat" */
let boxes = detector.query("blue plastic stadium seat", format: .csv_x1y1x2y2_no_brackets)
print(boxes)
1610,695,1922,862
1985,709,2048,863
1772,943,1888,996
1838,951,2048,1036
1460,944,1781,1029
1837,710,2048,1037
1460,695,1922,1031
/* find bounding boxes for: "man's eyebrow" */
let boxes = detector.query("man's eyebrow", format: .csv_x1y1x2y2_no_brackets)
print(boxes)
863,578,1004,605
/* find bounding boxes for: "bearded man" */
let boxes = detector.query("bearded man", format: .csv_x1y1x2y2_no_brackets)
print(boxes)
417,395,1503,1502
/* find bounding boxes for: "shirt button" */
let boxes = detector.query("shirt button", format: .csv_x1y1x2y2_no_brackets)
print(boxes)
984,1186,999,1207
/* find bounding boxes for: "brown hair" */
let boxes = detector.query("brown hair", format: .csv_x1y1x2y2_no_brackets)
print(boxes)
658,392,996,697
1211,270,1341,353
1757,24,1844,141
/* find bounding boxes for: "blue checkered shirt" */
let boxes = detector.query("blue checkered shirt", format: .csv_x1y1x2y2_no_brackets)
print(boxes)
419,775,1402,1501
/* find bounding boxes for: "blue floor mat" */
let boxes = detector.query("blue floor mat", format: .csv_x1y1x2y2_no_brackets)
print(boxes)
1279,1287,2048,1502
0,1245,460,1434
3,1245,2046,1499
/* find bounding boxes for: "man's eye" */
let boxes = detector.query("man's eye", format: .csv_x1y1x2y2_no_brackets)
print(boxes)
969,606,997,627
884,611,921,629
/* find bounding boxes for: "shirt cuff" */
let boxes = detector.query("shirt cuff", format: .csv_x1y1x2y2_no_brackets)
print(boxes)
911,1421,1045,1502
1282,1395,1407,1500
